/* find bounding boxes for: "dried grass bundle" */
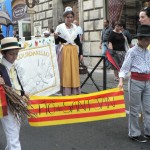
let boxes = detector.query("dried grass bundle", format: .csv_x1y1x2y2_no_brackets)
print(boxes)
2,84,35,123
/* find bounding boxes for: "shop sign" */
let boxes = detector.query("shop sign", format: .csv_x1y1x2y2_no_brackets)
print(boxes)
12,4,29,22
13,6,25,18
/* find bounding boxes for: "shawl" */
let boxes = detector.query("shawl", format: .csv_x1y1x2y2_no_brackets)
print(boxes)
55,23,78,44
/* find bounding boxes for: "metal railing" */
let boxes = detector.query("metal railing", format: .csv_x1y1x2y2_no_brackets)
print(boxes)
81,55,107,91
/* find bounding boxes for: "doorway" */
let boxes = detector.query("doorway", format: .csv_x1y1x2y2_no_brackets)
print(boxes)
63,0,79,21
121,0,142,35
18,20,31,40
107,0,148,35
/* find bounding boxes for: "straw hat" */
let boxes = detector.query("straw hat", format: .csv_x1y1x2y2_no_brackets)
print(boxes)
0,37,21,51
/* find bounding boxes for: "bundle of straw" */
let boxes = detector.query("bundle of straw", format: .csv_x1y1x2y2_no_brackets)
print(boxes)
2,84,34,123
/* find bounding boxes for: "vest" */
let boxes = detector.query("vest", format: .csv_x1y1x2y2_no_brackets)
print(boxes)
0,63,24,96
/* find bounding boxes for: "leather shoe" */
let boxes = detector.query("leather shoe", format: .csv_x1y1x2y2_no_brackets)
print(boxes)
144,134,150,139
129,135,147,143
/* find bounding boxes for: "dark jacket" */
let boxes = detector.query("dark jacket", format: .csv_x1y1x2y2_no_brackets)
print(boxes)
0,63,24,96
101,26,113,43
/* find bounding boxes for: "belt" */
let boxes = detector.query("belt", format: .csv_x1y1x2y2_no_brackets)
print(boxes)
131,72,150,81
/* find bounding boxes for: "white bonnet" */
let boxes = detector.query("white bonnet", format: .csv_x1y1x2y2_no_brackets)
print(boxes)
63,6,74,17
64,6,72,12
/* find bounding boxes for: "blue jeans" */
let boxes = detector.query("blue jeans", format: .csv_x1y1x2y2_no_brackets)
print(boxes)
102,42,108,55
102,42,110,66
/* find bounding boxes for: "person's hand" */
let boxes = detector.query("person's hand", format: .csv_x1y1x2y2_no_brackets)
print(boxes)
80,55,83,62
24,93,29,98
118,78,124,90
54,32,58,38
22,93,30,104
54,32,60,38
0,76,5,85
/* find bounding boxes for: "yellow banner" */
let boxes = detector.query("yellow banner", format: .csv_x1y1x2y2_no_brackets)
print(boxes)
28,88,126,127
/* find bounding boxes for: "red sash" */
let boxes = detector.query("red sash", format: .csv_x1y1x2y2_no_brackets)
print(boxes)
131,72,150,81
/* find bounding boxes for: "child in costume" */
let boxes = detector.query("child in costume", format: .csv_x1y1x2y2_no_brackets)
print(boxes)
118,25,150,143
0,37,25,150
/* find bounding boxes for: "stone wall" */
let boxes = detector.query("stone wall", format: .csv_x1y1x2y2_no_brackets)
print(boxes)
33,0,106,67
33,0,53,34
81,0,105,67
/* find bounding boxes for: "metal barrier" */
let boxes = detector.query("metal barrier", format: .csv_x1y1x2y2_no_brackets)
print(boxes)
81,55,107,91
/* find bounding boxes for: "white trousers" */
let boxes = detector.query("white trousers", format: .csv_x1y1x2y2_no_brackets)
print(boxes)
1,108,21,150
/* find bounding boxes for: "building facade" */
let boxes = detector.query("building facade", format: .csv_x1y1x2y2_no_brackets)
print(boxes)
32,0,150,67
33,0,105,66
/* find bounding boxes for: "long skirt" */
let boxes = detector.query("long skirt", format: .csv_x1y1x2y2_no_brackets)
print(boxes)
58,44,81,96
111,50,126,70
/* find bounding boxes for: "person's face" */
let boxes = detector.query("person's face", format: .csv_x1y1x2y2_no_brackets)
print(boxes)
138,37,150,48
65,14,74,24
114,24,122,31
103,20,108,27
139,11,150,25
3,49,19,64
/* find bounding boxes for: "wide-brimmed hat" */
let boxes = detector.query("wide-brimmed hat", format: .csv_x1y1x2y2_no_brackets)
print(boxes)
134,24,150,38
0,37,21,51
